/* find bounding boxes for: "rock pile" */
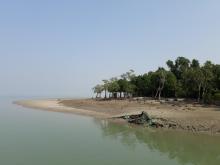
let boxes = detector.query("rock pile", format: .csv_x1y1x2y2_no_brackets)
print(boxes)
118,111,178,129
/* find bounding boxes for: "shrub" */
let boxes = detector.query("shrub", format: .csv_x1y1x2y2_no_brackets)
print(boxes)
213,92,220,101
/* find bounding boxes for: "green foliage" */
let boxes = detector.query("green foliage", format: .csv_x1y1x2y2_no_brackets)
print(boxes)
213,93,220,101
93,84,104,98
203,93,213,104
108,81,120,93
191,59,200,68
167,57,190,79
163,71,177,97
93,57,220,104
131,74,151,96
213,65,220,89
117,79,129,93
175,82,185,98
182,67,203,98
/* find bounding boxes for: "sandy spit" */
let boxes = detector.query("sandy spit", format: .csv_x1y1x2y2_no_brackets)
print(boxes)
15,99,220,135
14,99,109,118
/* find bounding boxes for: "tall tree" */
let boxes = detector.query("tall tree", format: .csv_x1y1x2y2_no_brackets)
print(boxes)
201,61,214,103
182,67,203,101
191,59,200,68
118,69,136,98
163,71,177,98
102,79,109,99
108,78,120,98
93,57,220,104
117,79,129,98
154,68,166,100
167,57,190,79
213,64,220,90
93,84,104,98
131,74,151,97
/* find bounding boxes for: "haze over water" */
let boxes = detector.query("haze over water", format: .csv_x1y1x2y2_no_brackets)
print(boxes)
1,1,220,164
0,97,219,165
1,1,220,97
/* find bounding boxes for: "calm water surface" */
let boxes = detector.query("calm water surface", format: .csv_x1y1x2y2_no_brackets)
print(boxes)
0,97,220,165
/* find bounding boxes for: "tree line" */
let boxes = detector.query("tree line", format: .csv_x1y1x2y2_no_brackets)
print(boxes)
93,57,220,104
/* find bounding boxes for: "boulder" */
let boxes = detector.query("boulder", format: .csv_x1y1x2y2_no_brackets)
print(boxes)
128,111,151,124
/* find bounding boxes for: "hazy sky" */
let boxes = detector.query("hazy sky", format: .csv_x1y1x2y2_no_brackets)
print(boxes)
0,0,220,97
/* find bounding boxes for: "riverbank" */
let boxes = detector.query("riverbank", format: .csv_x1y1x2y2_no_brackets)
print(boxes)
15,99,220,135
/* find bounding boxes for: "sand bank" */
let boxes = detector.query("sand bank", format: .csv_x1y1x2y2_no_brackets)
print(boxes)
15,99,220,134
15,99,109,118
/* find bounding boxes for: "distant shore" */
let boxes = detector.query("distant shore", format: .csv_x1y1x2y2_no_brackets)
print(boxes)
15,98,220,135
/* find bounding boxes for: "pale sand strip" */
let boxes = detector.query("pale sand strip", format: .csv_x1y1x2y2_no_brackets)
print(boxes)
14,99,109,118
14,99,220,134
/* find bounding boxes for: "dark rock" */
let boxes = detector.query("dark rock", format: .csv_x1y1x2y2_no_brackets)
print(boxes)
128,111,151,124
116,112,179,129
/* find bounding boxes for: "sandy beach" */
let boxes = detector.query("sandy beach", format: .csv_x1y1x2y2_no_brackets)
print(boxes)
15,99,109,118
15,99,220,134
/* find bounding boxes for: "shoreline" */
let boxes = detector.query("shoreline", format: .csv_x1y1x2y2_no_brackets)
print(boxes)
15,98,220,135
14,99,110,118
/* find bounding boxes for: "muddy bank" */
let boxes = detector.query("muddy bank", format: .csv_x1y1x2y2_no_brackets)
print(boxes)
60,99,220,134
15,99,220,135
115,111,220,134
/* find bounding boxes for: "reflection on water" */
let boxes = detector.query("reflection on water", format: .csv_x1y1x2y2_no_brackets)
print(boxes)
94,119,220,165
1,97,220,165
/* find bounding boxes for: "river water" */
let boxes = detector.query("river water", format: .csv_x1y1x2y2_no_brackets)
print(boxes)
0,97,220,165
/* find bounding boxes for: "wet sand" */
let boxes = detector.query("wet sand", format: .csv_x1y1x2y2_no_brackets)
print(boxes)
15,99,220,134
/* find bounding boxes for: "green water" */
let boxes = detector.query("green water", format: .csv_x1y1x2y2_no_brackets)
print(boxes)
0,97,220,165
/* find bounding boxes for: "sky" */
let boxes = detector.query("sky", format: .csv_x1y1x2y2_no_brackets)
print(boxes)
0,0,220,98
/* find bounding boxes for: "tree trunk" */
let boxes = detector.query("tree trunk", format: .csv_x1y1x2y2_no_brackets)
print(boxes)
158,89,161,101
159,82,165,101
202,86,206,103
155,88,159,99
104,89,107,99
198,84,201,102
174,89,177,98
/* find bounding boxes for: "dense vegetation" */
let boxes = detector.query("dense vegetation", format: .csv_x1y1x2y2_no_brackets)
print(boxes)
93,57,220,104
